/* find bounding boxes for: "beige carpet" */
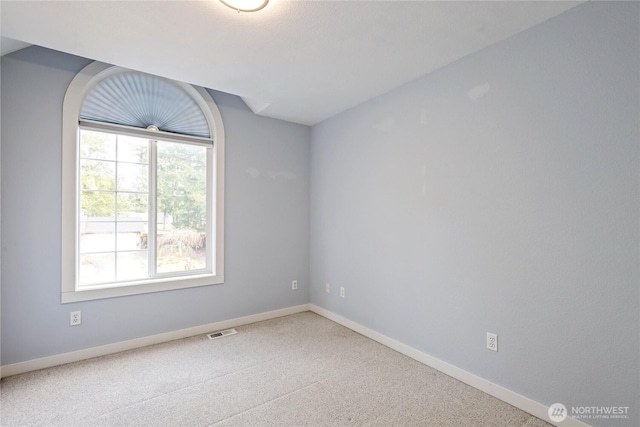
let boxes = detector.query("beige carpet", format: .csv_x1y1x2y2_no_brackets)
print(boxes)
0,312,551,426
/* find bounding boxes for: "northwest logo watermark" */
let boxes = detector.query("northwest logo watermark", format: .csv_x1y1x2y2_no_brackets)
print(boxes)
548,403,567,422
549,403,630,423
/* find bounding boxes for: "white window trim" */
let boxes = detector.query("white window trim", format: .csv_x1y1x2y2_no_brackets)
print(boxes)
61,61,224,303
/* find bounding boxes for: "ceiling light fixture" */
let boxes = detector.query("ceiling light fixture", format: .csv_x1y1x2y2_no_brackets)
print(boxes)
220,0,269,13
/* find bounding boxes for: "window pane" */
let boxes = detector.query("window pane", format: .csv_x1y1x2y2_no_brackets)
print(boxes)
157,230,206,273
117,193,148,221
80,222,115,253
81,191,115,220
117,135,148,164
117,163,148,192
80,253,115,286
80,159,115,191
156,141,207,273
116,223,147,251
116,251,148,281
80,130,116,161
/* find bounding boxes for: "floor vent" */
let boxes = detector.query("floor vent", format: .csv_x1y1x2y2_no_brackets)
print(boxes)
207,328,238,340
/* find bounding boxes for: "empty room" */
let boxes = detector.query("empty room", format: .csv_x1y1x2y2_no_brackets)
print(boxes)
1,1,638,426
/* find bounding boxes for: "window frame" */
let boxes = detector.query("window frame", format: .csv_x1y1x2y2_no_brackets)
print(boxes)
61,62,224,303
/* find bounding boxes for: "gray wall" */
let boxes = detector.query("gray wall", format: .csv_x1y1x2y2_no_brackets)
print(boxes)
310,2,638,426
1,46,310,364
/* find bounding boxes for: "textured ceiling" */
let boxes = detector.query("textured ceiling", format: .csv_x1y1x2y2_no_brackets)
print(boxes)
1,1,582,125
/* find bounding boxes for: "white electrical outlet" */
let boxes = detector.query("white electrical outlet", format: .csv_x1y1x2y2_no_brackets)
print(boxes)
487,332,498,352
70,311,82,326
292,280,298,290
325,283,331,293
340,287,345,298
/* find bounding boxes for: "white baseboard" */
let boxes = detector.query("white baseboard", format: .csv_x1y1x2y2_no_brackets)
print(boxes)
309,304,591,427
0,304,310,379
0,302,591,427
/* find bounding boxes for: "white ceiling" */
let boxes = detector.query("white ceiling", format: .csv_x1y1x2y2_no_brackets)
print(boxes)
1,1,582,126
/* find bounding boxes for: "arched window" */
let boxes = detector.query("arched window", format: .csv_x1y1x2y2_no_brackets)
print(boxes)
61,62,224,302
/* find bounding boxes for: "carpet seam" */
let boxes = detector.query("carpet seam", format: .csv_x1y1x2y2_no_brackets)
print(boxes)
207,379,327,426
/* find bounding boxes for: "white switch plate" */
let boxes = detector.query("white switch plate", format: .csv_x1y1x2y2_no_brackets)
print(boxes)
487,332,498,352
292,280,298,290
340,287,345,298
325,283,331,293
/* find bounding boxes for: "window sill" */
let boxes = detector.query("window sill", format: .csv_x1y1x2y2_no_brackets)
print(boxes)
61,274,224,303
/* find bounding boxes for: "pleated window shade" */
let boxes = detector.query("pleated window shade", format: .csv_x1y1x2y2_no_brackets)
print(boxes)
80,71,211,138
